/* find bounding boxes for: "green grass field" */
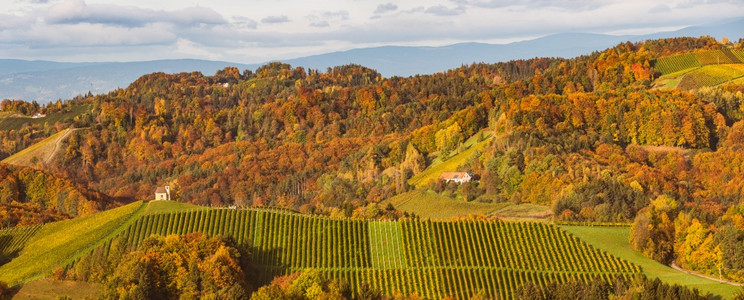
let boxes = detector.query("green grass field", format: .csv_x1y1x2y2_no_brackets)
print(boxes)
0,201,144,285
492,203,552,221
141,200,203,215
0,105,89,131
408,132,492,187
384,189,510,220
1,128,71,167
561,226,742,299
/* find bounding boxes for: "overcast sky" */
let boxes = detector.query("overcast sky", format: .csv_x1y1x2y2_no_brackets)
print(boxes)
1,0,742,63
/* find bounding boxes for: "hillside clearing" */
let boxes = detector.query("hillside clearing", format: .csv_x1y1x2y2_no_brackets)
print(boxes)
0,105,89,131
408,131,492,187
11,278,102,300
384,189,509,220
1,128,75,167
561,225,741,299
492,203,553,221
653,64,744,90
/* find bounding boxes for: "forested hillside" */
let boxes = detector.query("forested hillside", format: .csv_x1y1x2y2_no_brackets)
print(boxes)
0,163,114,227
3,36,744,288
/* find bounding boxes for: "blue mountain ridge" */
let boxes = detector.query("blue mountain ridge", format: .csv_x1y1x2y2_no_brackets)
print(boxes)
1,17,742,102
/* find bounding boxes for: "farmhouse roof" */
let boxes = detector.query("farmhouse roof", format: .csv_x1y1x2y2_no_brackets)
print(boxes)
155,187,167,194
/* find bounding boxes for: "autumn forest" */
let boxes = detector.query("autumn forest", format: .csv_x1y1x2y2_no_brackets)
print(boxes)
2,36,744,298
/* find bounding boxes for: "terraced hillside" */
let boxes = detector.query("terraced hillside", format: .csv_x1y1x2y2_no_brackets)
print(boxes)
0,202,144,285
653,49,744,90
0,201,640,299
654,49,744,75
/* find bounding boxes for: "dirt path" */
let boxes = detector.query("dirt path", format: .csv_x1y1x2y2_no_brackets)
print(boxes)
671,262,743,286
45,128,84,165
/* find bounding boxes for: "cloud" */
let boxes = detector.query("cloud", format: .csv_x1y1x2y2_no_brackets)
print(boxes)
462,0,606,10
424,5,466,16
45,0,226,27
649,4,671,13
374,3,398,14
261,15,290,24
305,10,348,27
325,10,349,20
0,14,34,30
310,21,329,27
232,16,257,29
4,23,177,46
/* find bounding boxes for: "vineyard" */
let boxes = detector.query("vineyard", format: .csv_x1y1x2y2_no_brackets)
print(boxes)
694,49,741,65
676,65,744,90
654,53,701,75
0,202,144,285
0,202,643,298
0,225,41,264
654,49,744,76
102,205,640,299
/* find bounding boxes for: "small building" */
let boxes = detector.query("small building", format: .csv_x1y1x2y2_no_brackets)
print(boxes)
154,185,171,201
31,113,46,119
222,82,230,88
439,172,473,183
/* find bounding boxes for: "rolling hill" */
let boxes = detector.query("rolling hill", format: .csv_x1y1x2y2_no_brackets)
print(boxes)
1,201,641,299
3,17,743,103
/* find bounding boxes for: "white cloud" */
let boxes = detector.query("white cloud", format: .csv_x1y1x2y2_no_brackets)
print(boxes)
45,0,225,26
374,3,398,14
424,5,466,16
0,0,742,64
261,15,290,24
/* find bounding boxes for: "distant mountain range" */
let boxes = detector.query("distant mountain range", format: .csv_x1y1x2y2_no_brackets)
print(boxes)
1,17,742,103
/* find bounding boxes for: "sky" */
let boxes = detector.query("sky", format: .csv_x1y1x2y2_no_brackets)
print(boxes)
1,0,743,63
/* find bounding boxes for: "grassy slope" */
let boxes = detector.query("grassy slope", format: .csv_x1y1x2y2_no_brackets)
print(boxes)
0,105,89,131
11,278,102,300
492,203,553,221
677,64,744,90
141,200,204,215
0,201,144,285
561,226,741,299
408,132,492,187
654,64,744,90
384,189,510,220
1,128,70,166
652,67,699,89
